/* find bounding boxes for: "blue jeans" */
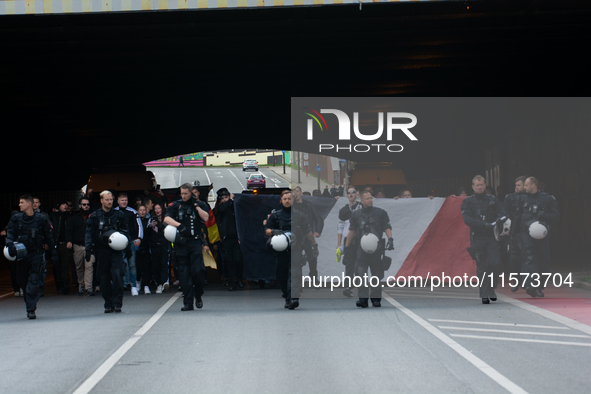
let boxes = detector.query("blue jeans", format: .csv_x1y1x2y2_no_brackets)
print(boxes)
122,248,137,287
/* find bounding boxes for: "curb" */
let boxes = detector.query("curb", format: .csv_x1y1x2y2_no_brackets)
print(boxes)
268,168,291,183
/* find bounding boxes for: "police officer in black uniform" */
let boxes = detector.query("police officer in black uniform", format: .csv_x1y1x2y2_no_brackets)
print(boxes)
5,194,57,319
292,186,324,280
85,190,131,313
461,175,506,304
164,183,210,311
266,190,317,310
345,190,394,308
338,186,361,297
503,176,527,291
513,177,559,298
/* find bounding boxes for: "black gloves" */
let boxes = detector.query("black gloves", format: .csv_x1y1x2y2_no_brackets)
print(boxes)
494,216,508,228
271,229,285,236
311,243,319,259
178,224,190,237
386,238,394,251
85,250,92,263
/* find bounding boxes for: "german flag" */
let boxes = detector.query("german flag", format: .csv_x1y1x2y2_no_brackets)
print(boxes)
205,208,220,244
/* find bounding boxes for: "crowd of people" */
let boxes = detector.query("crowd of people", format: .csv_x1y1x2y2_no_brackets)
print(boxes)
3,174,558,318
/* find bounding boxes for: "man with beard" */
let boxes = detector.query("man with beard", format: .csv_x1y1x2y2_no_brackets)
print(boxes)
337,187,361,297
266,190,317,310
66,197,95,296
85,191,131,313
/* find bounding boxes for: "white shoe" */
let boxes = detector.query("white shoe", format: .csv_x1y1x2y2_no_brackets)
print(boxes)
14,291,20,297
95,286,101,293
144,286,151,295
155,285,163,294
173,280,180,286
131,287,139,296
163,282,169,291
19,288,24,296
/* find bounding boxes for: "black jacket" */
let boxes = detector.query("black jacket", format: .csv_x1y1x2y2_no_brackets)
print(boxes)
215,199,238,240
66,211,91,246
460,193,505,236
292,199,324,235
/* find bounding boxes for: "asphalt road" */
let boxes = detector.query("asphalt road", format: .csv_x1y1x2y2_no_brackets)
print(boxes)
1,282,590,394
149,166,291,199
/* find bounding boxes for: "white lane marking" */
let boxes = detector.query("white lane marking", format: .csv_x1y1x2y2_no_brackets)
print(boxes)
438,326,591,338
386,293,478,300
72,292,181,394
228,169,245,189
382,293,529,394
178,170,182,186
449,334,591,347
497,294,591,336
204,169,211,185
428,319,570,330
387,289,477,297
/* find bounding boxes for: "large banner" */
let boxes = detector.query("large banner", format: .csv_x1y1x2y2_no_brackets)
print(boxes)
234,194,473,281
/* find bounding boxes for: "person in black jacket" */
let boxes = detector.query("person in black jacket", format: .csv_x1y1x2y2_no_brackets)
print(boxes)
461,175,506,304
513,177,560,298
292,186,324,280
66,197,95,296
5,194,58,319
136,205,153,294
85,191,132,313
503,176,527,291
215,188,243,291
150,203,170,294
49,200,73,294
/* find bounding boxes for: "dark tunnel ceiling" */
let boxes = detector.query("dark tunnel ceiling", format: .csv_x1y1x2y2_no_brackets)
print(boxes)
1,0,590,192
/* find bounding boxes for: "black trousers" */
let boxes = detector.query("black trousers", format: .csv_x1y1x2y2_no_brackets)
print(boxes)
56,243,73,291
342,238,356,285
275,246,303,301
303,242,318,278
176,240,205,307
16,253,45,312
221,237,243,284
471,234,500,298
136,249,152,288
516,232,551,289
508,236,522,277
354,248,384,302
151,244,169,286
96,247,125,309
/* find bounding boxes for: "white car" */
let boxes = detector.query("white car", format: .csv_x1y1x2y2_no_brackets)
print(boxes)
243,159,259,171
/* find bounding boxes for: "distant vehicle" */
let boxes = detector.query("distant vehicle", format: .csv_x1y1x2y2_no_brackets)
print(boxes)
243,159,259,171
246,173,266,189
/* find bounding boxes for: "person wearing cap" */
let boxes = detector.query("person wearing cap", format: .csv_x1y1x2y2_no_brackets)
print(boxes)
214,188,243,291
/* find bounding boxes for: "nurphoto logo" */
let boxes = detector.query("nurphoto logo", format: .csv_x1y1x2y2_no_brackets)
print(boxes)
303,108,418,153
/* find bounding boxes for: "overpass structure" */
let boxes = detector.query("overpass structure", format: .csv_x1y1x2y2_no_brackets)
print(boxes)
2,0,443,15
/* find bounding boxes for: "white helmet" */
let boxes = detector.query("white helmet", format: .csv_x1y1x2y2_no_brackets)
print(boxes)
528,221,548,240
106,231,129,251
4,243,27,261
164,225,180,243
360,233,380,254
494,218,511,241
270,232,291,252
3,246,15,261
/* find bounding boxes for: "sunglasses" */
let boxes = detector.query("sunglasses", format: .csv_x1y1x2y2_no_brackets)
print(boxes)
80,203,90,206
347,191,356,195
